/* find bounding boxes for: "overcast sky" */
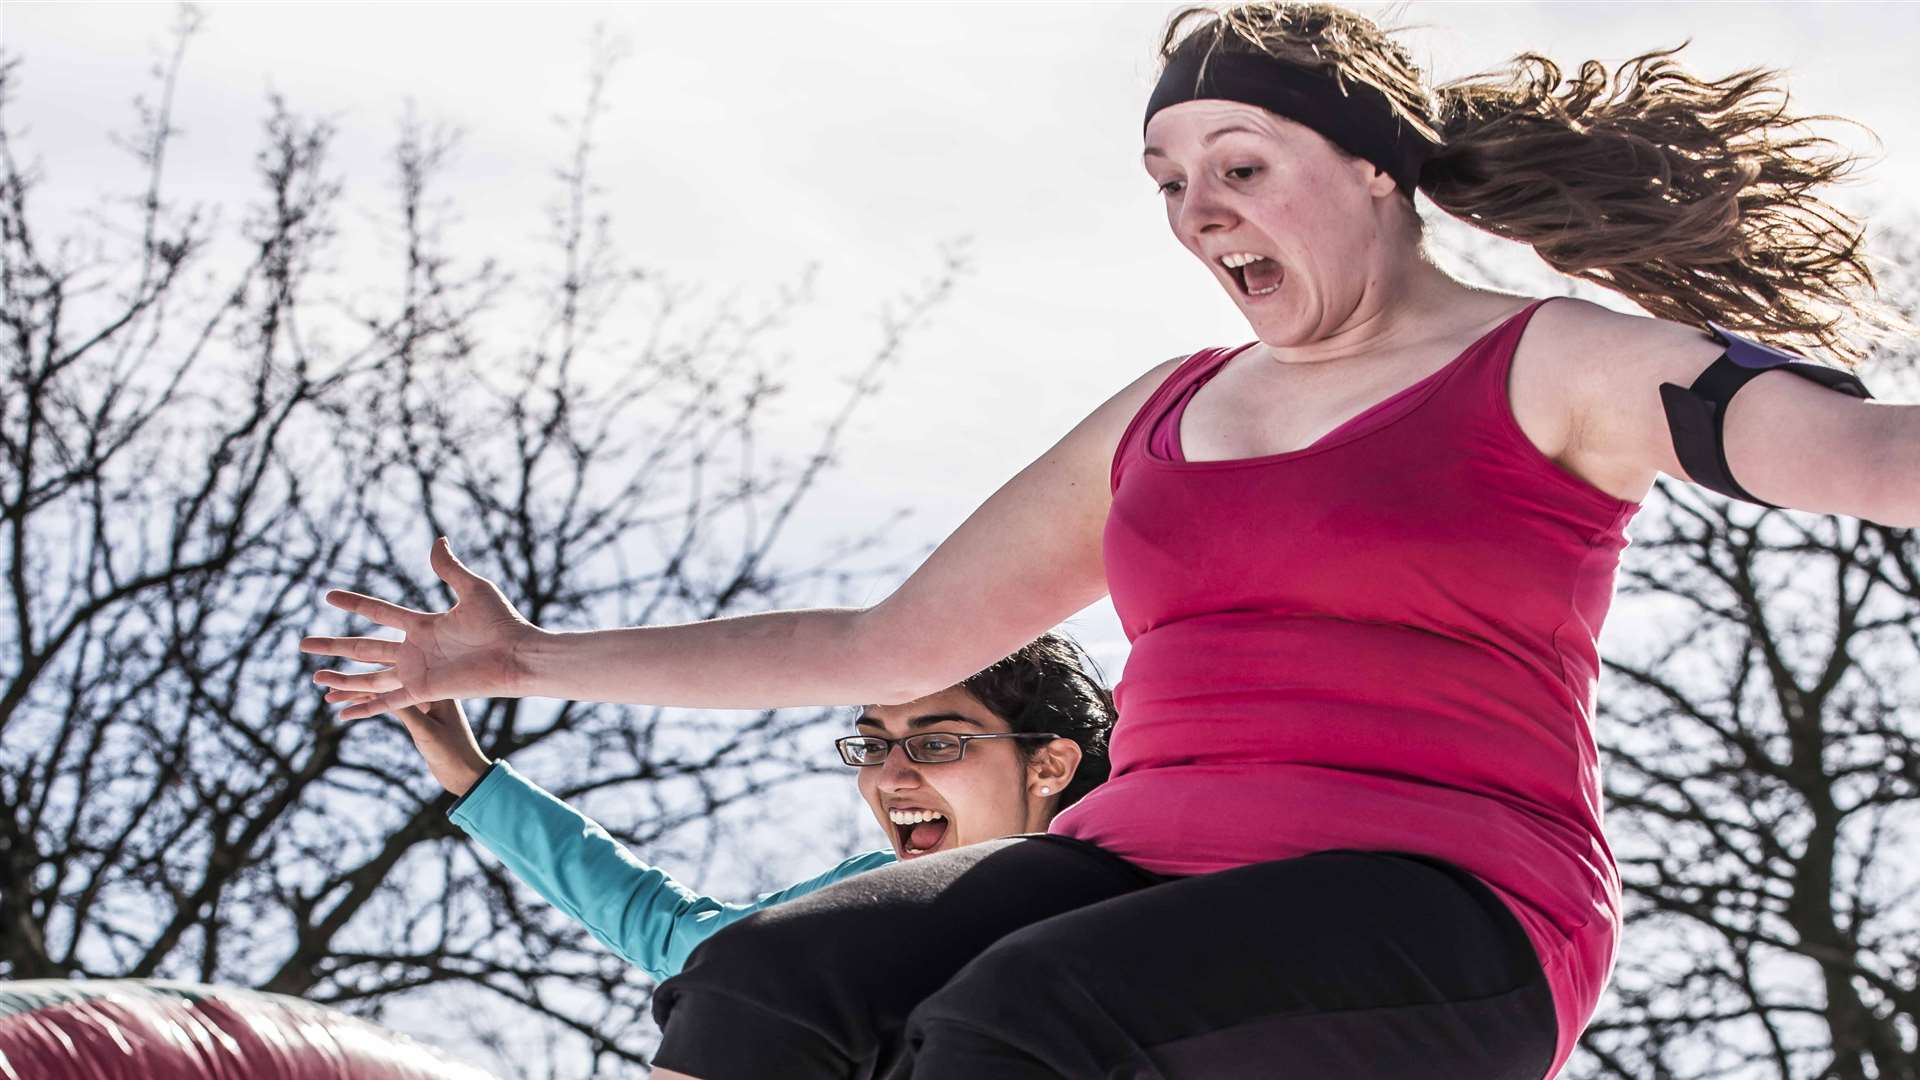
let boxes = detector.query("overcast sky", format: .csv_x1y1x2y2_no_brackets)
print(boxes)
11,1,1920,673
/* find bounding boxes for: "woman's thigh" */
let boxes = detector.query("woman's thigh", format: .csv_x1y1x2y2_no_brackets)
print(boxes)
906,850,1559,1080
650,834,1160,1080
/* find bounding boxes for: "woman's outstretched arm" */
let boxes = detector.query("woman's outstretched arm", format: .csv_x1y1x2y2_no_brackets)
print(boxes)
1535,299,1917,526
302,355,1186,718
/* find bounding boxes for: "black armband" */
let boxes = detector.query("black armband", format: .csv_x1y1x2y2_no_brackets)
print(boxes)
1658,323,1871,508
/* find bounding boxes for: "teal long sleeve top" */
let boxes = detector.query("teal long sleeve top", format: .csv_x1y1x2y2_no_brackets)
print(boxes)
447,760,897,981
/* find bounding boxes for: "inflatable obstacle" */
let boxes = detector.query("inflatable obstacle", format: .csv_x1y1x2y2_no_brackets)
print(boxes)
0,979,495,1079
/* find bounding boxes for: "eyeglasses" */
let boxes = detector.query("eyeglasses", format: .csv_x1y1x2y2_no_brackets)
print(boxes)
835,732,1059,767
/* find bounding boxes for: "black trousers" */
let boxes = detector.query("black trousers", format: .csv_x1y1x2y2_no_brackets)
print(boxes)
652,836,1558,1079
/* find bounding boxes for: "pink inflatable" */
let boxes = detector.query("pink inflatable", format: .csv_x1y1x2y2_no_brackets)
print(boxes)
0,980,495,1079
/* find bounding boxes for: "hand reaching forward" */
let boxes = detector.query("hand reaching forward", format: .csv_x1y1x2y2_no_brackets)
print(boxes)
325,690,492,796
303,539,538,721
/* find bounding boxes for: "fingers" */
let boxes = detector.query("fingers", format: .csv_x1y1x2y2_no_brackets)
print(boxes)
312,667,405,694
325,688,404,710
418,697,464,724
325,689,432,726
430,537,482,593
340,688,421,722
323,590,431,632
299,635,404,665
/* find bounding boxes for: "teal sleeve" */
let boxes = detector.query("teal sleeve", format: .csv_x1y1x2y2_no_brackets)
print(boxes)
447,760,897,980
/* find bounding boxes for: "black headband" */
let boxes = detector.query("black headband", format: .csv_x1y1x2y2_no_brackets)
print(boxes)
1144,43,1433,196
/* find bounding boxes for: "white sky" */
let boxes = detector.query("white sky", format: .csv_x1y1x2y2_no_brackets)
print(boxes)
10,3,1918,1071
10,0,1920,674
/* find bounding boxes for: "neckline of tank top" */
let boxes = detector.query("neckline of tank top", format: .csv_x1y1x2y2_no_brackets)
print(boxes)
1145,300,1546,469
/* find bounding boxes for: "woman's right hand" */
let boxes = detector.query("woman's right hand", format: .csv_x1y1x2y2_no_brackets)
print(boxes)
303,538,538,721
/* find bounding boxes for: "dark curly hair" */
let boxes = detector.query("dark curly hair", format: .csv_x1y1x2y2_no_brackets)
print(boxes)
958,630,1115,809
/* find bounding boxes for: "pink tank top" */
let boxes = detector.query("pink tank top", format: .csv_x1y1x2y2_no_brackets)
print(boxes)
1049,299,1635,1077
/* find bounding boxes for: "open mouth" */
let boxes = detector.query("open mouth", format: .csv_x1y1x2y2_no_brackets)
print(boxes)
887,808,951,858
1218,251,1281,298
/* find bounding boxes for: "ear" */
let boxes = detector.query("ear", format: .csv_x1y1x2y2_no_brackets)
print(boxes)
1363,160,1399,200
1028,738,1082,796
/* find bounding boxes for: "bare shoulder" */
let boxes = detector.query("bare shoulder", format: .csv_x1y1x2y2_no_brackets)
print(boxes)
859,350,1194,699
1515,297,1724,503
1089,352,1192,432
1524,296,1712,359
1050,350,1195,480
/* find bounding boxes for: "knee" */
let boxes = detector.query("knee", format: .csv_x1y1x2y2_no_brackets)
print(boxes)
655,904,843,1026
907,928,1156,1080
908,925,1079,1044
652,909,872,1077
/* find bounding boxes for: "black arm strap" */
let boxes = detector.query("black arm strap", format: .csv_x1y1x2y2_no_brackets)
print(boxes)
1657,322,1871,508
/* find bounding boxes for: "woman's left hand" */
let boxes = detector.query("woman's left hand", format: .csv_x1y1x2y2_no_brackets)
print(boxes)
327,691,492,797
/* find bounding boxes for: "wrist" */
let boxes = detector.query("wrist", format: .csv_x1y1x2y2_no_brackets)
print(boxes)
505,624,555,698
444,759,501,819
447,755,495,798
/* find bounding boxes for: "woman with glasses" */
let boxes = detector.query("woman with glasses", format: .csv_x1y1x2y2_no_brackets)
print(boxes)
325,632,1111,982
305,1,1914,1076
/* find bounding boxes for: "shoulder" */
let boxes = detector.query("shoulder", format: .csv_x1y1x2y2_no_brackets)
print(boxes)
1035,351,1201,486
1521,297,1723,445
831,849,899,878
1088,352,1196,429
741,849,898,911
799,849,897,891
1076,351,1202,450
1519,297,1726,501
1522,296,1716,363
858,351,1206,698
972,349,1199,495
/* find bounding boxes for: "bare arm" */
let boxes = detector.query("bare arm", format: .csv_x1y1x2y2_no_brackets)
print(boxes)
1549,300,1914,525
304,356,1185,716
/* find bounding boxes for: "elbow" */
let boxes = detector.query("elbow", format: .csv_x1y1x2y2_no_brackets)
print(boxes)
849,607,962,706
877,676,949,708
867,663,949,710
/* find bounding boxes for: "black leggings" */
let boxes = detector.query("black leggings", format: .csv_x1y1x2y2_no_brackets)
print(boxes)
652,836,1557,1079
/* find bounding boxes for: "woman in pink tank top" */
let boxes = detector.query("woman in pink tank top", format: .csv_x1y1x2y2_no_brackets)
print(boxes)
304,5,1912,1078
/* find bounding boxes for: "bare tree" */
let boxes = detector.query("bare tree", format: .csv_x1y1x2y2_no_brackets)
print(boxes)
1,12,961,1077
1431,212,1918,1080
1569,248,1920,1080
1573,504,1920,1080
